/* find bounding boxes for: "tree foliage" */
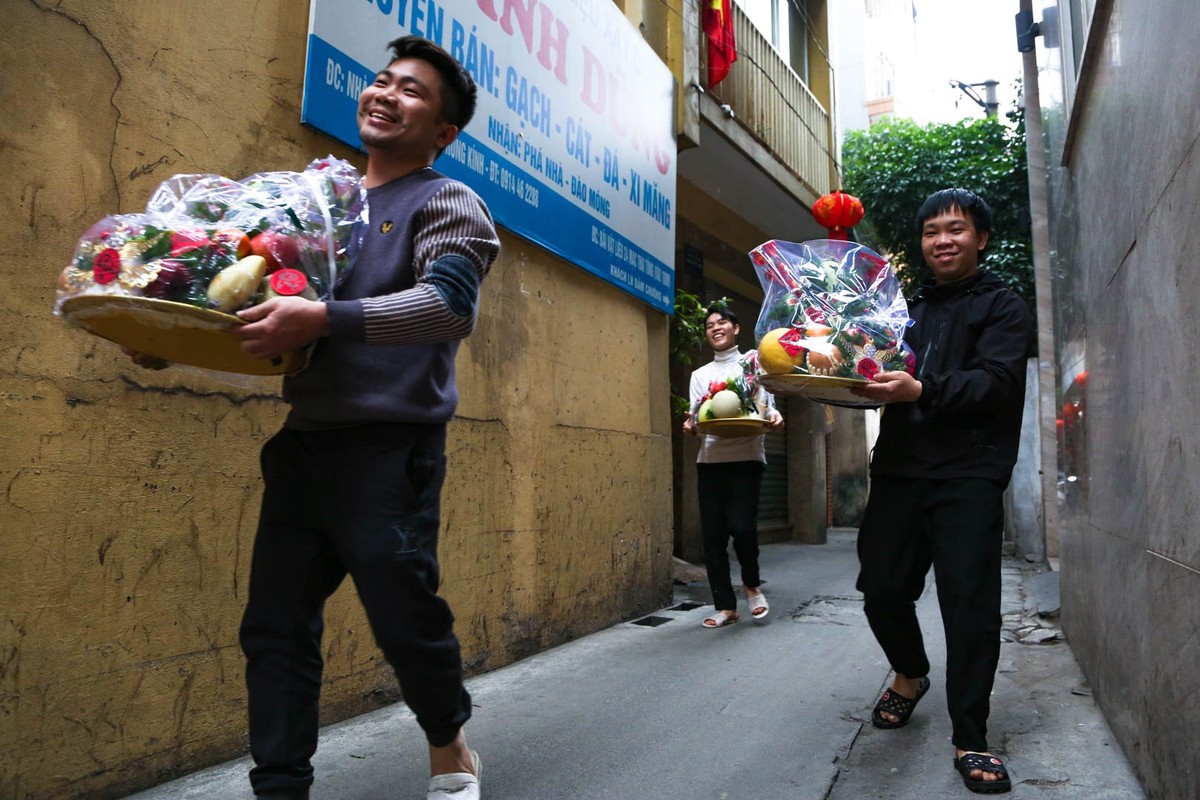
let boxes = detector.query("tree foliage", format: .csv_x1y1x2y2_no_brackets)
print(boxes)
841,110,1034,313
669,290,729,416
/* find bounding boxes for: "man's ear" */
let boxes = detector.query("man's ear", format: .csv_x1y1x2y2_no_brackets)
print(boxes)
436,123,460,151
977,231,990,252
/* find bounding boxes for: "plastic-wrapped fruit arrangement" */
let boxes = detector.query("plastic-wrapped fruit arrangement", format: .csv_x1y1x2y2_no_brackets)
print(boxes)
692,354,772,437
749,238,916,408
54,157,366,375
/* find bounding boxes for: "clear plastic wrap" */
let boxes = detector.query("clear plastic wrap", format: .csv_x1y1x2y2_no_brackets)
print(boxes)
691,353,772,438
692,354,762,420
749,239,915,405
55,156,366,313
53,157,366,376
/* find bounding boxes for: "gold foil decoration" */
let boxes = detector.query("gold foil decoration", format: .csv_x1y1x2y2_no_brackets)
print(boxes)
118,238,162,289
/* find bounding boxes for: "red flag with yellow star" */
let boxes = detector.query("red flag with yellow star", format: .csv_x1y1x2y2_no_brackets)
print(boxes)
703,0,737,89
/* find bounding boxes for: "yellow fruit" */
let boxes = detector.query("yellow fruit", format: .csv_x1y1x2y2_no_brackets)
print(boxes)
207,255,267,312
697,399,715,422
757,328,805,374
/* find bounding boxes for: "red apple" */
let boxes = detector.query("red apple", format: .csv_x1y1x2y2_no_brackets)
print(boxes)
248,232,301,272
143,259,193,300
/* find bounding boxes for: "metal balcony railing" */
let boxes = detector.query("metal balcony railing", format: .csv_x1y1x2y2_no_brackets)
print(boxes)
707,3,833,196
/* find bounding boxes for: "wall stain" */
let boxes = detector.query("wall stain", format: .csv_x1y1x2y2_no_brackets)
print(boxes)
98,534,116,566
128,154,174,180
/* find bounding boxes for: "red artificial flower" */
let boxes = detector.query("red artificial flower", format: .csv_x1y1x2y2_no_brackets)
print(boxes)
93,248,121,284
857,359,880,380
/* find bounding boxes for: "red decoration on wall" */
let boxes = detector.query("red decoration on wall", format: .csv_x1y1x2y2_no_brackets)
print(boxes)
812,190,865,240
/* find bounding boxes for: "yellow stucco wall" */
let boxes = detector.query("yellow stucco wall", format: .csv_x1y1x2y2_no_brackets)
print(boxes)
0,3,673,797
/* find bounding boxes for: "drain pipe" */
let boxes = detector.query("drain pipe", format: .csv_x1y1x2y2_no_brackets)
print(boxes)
1018,0,1061,561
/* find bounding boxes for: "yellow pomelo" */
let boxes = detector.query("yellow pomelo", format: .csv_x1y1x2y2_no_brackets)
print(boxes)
697,399,715,422
757,328,805,374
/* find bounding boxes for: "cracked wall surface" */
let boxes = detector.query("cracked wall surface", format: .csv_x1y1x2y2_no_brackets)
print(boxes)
0,2,674,797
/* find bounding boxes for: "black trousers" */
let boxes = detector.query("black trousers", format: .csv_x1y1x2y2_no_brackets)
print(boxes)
855,475,1004,753
697,461,765,611
239,424,471,794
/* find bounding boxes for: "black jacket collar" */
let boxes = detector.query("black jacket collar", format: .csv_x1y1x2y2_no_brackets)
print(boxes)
914,270,1003,303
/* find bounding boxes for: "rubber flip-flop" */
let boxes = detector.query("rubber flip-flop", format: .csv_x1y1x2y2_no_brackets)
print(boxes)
953,751,1012,794
702,610,739,628
747,591,769,620
871,676,931,729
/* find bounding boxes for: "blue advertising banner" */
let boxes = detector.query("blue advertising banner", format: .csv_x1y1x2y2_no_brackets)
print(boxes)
302,0,677,312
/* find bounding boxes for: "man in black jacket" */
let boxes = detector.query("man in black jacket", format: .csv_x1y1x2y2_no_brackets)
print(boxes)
851,189,1034,794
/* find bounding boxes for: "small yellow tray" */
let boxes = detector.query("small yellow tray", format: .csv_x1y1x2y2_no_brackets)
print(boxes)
758,373,879,409
696,417,771,438
59,294,306,376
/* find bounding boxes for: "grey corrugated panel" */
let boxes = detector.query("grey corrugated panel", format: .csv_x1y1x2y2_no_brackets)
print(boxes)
759,431,788,525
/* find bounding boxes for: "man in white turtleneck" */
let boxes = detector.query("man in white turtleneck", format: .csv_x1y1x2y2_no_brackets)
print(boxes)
682,305,784,628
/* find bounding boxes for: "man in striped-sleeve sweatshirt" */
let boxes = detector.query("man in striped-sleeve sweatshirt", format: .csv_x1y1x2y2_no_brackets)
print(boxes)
233,36,500,800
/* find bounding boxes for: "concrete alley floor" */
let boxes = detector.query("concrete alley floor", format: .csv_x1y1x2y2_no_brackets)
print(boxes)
126,530,1144,799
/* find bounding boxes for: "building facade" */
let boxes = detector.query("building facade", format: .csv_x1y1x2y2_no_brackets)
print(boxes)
1029,1,1200,796
2,3,678,796
0,1,837,797
671,0,837,559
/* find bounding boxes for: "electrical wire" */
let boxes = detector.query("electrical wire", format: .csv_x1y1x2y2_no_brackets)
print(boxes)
780,0,834,67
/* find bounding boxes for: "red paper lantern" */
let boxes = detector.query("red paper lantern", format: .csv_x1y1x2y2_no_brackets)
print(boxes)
812,190,865,240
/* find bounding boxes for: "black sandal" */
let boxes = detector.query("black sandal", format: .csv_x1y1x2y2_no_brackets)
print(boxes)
870,676,930,729
953,752,1012,794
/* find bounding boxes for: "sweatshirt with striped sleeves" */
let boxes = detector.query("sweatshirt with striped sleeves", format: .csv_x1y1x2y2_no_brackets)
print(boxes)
283,167,501,429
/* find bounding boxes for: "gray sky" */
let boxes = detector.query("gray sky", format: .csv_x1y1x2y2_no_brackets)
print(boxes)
911,0,1025,122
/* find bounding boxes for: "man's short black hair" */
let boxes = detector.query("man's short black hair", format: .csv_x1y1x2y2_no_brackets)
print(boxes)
706,304,738,326
915,188,993,241
386,36,477,130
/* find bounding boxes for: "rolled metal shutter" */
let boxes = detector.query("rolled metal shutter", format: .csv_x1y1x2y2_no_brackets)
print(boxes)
758,428,788,526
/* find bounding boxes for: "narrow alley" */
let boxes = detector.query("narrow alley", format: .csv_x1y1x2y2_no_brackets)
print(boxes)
127,531,1143,800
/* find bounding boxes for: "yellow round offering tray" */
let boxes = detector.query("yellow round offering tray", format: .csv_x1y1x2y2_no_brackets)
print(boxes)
758,373,879,409
696,417,771,438
59,294,307,376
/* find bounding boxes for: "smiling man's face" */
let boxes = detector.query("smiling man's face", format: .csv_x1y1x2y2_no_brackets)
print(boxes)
921,205,989,284
704,312,739,352
357,57,455,159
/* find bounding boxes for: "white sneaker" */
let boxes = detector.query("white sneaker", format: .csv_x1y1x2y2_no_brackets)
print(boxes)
426,751,481,800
